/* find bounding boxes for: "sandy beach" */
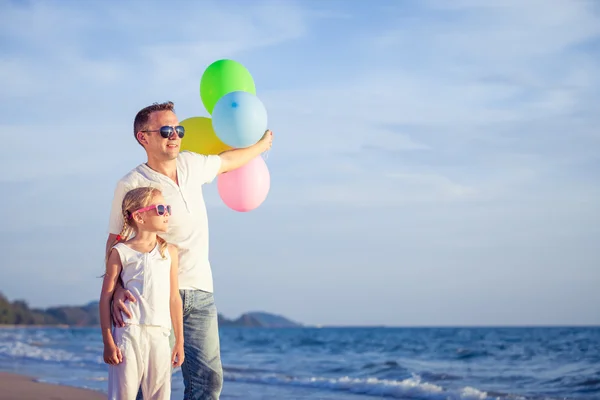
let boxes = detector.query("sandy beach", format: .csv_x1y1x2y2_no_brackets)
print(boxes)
0,372,106,400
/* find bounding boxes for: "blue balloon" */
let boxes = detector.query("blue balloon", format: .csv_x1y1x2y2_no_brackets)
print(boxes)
211,91,268,148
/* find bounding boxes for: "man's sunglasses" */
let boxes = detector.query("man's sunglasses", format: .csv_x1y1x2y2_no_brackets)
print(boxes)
141,125,185,139
131,204,172,217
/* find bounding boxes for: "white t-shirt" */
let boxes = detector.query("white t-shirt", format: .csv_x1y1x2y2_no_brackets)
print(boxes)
107,151,222,292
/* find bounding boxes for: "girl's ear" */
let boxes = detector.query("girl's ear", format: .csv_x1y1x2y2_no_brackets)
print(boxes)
132,212,145,226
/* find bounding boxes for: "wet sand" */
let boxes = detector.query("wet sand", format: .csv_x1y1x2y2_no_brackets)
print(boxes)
0,372,106,400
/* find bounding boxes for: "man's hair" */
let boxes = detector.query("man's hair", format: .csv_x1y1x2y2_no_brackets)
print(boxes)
133,101,175,145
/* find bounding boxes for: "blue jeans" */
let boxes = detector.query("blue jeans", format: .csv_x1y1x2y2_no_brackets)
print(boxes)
180,289,223,400
135,289,223,400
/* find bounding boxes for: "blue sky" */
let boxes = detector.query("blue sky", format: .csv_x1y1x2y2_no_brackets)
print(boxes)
1,0,599,326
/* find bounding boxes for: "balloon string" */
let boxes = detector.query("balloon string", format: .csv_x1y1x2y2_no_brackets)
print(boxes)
262,149,270,160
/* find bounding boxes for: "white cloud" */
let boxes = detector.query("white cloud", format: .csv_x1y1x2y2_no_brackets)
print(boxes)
0,0,310,99
251,0,600,211
413,0,600,56
0,0,316,182
386,172,479,200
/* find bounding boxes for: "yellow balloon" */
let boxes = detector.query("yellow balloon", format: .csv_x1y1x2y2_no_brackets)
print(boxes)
179,116,232,155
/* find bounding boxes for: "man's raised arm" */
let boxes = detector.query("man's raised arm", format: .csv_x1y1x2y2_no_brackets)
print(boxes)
218,130,273,175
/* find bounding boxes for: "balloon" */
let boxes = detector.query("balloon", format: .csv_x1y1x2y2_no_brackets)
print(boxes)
200,59,256,114
217,156,270,212
179,116,232,155
212,91,268,149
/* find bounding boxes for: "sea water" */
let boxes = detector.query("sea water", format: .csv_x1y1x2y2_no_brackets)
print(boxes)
0,326,598,399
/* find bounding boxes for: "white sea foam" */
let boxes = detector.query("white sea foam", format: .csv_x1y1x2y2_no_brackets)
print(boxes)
224,371,496,399
0,341,81,363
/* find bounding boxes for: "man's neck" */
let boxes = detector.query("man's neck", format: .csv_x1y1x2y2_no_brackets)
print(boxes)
145,157,178,184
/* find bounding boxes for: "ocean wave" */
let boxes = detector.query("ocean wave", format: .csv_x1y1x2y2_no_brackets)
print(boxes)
0,341,82,363
454,348,492,360
224,371,496,400
296,337,327,347
362,360,402,370
0,340,103,366
419,370,463,382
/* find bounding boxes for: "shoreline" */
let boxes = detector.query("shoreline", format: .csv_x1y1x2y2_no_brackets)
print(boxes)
0,372,106,400
0,324,73,329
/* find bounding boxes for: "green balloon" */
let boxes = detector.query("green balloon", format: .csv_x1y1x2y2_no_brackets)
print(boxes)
200,59,256,114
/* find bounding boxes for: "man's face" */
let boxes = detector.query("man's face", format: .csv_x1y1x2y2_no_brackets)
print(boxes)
139,110,181,161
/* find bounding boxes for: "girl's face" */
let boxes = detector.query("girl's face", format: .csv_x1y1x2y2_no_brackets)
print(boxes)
134,193,170,234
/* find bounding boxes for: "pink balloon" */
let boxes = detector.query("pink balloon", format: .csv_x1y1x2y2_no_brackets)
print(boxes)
217,155,270,212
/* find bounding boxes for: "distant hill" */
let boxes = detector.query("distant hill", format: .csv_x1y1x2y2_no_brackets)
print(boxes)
0,293,302,328
45,301,101,326
219,311,302,328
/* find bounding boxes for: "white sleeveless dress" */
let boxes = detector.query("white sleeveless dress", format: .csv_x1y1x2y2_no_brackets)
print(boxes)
108,242,174,400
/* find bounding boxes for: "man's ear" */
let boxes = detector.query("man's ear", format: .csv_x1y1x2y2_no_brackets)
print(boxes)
137,131,149,146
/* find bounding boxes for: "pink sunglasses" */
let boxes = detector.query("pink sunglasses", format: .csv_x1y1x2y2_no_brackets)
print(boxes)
130,204,172,217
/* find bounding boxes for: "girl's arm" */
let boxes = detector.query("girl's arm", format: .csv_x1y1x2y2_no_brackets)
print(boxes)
168,244,185,367
99,249,123,364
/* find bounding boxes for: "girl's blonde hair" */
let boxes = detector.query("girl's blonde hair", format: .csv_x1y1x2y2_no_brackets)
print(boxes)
108,186,168,259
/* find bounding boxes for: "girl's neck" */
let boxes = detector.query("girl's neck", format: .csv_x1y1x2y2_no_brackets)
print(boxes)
129,231,158,249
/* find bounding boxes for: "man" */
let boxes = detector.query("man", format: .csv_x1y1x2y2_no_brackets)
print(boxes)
105,101,273,399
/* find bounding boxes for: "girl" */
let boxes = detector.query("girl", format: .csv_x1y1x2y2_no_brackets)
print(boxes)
99,186,184,400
